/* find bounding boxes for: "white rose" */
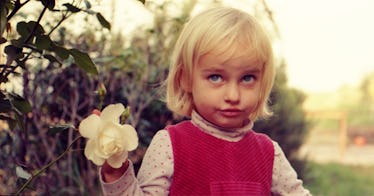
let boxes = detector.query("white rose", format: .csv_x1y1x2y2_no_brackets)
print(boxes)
78,103,138,168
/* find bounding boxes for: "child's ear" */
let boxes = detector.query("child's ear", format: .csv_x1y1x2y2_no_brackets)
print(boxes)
180,70,192,92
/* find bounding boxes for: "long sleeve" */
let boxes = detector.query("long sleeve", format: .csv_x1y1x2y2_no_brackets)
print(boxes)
99,162,142,196
99,130,173,196
137,130,174,194
271,141,311,195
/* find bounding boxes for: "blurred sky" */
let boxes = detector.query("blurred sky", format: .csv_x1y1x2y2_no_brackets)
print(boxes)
267,0,374,93
99,0,374,93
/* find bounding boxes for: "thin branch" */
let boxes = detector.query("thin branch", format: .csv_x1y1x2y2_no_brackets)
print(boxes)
47,12,70,37
6,0,31,21
15,136,82,195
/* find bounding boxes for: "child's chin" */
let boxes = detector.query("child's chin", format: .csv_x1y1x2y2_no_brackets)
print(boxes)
216,121,243,130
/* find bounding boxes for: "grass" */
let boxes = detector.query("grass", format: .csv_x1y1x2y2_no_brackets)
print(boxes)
304,162,374,196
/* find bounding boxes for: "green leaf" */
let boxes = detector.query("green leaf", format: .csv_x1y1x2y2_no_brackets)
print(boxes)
84,0,92,9
35,35,52,50
48,124,75,136
41,0,55,10
16,21,29,38
8,93,32,114
120,106,131,123
10,38,24,48
4,45,23,58
69,49,98,75
63,3,81,13
28,21,45,36
52,45,70,60
16,21,45,41
43,54,61,64
96,13,111,30
14,112,26,132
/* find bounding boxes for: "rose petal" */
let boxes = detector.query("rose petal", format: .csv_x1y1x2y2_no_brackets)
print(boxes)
94,142,111,159
94,122,123,157
107,151,128,168
84,139,105,166
121,124,139,151
79,114,101,139
101,103,125,123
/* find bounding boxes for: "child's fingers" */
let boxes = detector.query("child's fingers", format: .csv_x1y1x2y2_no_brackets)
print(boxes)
92,109,101,116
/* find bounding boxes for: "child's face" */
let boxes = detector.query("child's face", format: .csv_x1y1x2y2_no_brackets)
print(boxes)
190,49,262,129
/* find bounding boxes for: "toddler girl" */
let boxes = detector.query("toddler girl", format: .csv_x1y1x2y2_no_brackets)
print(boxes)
100,6,311,195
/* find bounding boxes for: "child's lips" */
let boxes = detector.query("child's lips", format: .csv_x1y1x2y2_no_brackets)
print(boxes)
219,109,242,117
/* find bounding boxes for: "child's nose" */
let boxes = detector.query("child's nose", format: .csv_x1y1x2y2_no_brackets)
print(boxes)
224,83,240,103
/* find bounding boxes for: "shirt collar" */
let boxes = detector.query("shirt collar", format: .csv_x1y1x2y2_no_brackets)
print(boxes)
190,110,253,142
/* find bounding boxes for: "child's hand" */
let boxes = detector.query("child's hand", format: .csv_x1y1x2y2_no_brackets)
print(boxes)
78,104,138,169
101,159,129,182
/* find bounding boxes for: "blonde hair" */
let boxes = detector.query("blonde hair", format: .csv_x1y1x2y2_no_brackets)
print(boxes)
166,7,275,121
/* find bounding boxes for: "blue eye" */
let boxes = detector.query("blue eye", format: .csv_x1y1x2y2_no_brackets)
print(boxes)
208,74,222,83
242,75,255,83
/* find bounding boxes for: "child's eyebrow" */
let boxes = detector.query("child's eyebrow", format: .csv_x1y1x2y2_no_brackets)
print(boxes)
200,68,224,73
244,66,262,73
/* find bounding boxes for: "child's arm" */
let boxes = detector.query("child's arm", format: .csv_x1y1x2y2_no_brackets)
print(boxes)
271,142,312,195
137,130,173,192
99,130,173,195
